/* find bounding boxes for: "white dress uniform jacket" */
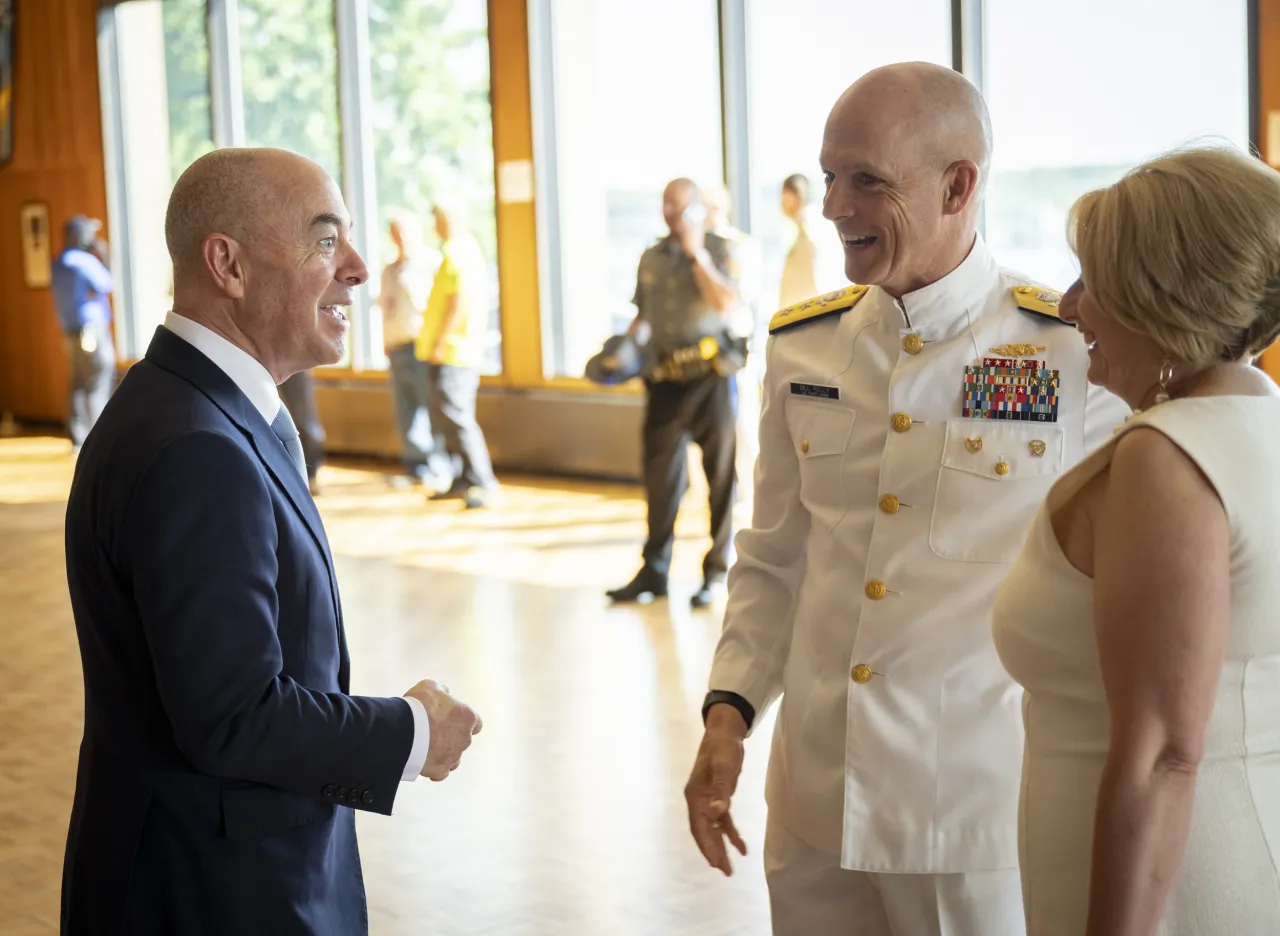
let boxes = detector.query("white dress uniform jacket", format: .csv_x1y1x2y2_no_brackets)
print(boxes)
709,235,1129,873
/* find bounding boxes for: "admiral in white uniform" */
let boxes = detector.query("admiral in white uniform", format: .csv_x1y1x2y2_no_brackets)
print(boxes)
684,63,1129,936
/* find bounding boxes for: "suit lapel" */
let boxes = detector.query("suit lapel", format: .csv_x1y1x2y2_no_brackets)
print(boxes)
143,327,343,630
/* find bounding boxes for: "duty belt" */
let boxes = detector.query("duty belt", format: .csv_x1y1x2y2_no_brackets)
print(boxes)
648,335,747,383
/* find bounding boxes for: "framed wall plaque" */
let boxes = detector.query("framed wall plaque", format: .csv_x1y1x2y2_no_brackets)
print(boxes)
21,201,50,289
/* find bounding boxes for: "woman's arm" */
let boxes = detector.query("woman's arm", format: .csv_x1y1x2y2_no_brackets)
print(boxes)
1085,426,1231,936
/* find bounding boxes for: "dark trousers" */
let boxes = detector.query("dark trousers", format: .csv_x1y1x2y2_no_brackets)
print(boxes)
387,343,448,477
64,324,116,446
425,363,497,490
278,371,326,481
642,371,737,582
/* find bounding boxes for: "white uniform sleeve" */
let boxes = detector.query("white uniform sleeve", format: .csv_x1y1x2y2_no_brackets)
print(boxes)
708,335,812,733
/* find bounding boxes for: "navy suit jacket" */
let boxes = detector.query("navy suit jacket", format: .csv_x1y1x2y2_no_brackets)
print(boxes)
61,327,415,935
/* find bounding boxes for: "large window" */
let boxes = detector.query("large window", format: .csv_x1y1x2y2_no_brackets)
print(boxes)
99,0,1256,399
537,0,724,378
366,0,500,374
238,0,342,182
102,0,214,357
983,0,1251,290
101,0,504,375
746,0,952,320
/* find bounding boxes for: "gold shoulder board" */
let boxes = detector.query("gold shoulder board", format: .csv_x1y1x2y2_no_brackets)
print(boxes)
769,284,868,335
1012,284,1071,326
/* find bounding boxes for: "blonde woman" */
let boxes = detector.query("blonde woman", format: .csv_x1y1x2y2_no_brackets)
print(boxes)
993,146,1280,936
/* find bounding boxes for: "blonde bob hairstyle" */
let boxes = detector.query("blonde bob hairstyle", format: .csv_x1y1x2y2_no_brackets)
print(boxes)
1067,145,1280,366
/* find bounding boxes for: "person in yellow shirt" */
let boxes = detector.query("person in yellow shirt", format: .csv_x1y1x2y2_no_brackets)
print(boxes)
415,199,498,509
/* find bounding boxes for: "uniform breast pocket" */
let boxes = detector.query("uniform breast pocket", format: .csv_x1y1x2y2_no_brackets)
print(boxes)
785,398,855,525
930,420,1065,563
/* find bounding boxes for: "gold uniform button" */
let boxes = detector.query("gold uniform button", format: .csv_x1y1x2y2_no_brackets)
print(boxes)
879,494,900,514
891,413,912,433
851,664,874,684
865,579,887,600
995,461,1011,477
801,440,810,454
902,334,924,355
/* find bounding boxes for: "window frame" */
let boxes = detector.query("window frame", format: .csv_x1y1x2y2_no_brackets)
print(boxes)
97,0,1260,388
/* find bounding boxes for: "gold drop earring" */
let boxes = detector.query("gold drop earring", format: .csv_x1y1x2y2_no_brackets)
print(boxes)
1153,358,1174,405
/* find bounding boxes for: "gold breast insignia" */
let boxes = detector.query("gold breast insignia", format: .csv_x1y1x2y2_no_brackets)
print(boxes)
990,343,1046,358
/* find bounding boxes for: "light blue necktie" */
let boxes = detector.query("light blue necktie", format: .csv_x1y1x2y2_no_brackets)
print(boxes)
270,404,309,485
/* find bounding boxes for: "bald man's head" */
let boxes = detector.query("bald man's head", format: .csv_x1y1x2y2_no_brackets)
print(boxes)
820,62,991,297
662,177,699,233
163,147,369,382
166,148,312,280
840,62,992,188
431,196,469,242
701,183,732,229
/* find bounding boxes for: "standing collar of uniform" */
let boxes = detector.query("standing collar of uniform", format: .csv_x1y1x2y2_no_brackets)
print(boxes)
872,233,999,334
162,311,281,425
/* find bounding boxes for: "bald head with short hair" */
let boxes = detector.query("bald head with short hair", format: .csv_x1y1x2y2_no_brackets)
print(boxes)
162,146,368,382
831,62,992,199
167,148,308,282
820,62,993,297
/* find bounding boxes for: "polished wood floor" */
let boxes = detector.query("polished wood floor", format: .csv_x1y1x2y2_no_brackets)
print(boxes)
0,435,776,935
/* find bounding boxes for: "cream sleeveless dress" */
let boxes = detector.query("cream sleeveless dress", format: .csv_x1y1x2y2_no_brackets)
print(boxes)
993,397,1280,936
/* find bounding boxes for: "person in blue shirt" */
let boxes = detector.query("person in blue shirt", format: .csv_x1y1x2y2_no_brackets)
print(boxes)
50,214,116,447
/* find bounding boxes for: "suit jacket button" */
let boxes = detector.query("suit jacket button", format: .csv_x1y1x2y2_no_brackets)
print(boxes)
322,785,336,797
337,787,349,799
362,791,374,805
349,790,360,804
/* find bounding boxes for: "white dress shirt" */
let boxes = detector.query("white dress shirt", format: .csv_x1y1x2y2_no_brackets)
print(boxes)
163,312,431,783
378,252,439,348
709,238,1129,872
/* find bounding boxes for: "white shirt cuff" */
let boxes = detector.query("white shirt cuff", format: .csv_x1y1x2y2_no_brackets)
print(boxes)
400,696,431,781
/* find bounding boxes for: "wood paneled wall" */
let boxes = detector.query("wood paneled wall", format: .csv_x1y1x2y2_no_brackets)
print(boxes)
488,0,543,388
1258,0,1280,380
0,0,108,423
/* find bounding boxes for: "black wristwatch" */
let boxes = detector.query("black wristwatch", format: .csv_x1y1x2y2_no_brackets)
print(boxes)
701,690,756,731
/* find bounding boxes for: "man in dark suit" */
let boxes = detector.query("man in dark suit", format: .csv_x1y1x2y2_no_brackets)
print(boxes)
61,147,483,935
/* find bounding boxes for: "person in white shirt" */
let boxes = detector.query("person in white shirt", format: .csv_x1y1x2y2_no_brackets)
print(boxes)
777,173,847,313
683,62,1128,936
777,174,819,310
60,147,482,933
377,214,446,486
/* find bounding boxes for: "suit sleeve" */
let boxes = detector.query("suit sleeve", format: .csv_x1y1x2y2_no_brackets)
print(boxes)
708,336,811,733
119,430,415,814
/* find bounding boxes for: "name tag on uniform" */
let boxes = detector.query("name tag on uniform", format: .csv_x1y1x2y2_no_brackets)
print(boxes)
791,382,840,400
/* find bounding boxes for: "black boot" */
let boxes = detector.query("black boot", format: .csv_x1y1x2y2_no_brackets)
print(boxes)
690,572,726,610
606,567,668,603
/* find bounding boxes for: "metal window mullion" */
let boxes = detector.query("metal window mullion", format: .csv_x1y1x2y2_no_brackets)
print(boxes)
97,6,137,357
718,0,751,232
208,0,245,148
528,0,565,377
955,0,986,234
335,0,378,369
1248,0,1260,155
953,0,984,91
